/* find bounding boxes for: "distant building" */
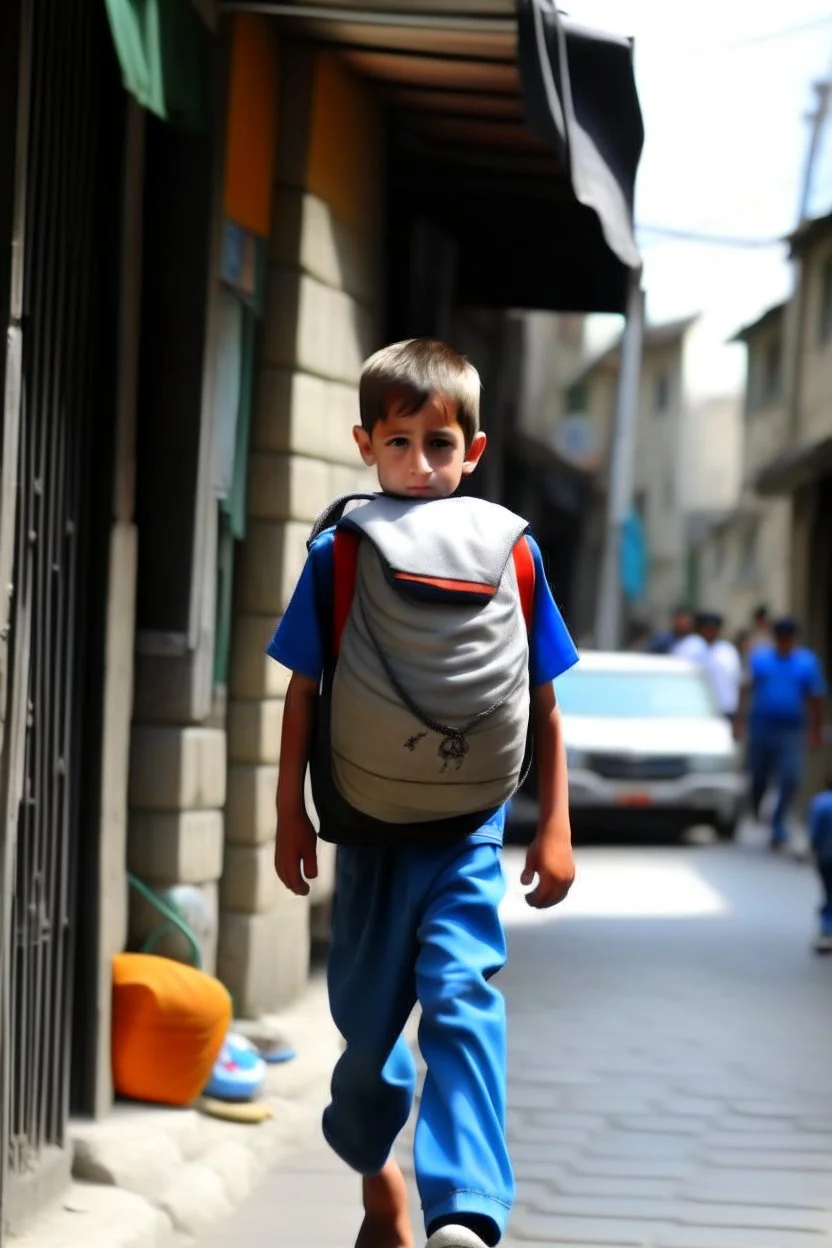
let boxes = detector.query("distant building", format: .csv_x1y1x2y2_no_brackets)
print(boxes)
570,316,743,635
691,302,790,631
753,211,832,792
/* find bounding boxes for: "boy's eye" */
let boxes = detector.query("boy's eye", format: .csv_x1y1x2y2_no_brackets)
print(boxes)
430,438,453,449
387,437,409,448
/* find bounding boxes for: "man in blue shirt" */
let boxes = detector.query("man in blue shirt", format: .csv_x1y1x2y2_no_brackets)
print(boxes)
738,617,827,849
808,785,832,953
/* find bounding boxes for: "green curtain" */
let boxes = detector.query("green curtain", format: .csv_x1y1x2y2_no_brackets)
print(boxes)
105,0,211,133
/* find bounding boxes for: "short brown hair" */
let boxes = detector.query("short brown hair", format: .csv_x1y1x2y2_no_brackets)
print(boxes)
359,339,481,447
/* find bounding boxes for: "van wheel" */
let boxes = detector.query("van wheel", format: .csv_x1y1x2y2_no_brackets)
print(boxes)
715,814,739,842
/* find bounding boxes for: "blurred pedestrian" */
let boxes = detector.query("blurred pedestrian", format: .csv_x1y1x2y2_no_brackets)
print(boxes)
650,604,694,654
625,618,652,652
676,612,742,722
737,617,827,850
734,628,750,662
746,603,772,658
808,780,832,953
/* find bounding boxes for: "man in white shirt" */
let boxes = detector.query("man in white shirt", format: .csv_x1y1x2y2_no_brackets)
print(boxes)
674,611,742,721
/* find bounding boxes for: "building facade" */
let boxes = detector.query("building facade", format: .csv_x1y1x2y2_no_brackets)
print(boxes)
0,0,643,1234
572,316,743,636
755,213,832,795
691,303,790,633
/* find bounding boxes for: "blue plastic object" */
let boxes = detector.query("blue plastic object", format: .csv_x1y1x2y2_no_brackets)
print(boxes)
203,1033,266,1102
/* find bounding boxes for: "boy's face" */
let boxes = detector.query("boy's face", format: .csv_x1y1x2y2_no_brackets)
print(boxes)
353,389,486,500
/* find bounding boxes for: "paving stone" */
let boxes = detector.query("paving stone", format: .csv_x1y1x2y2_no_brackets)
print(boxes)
703,1148,832,1171
609,1116,706,1137
198,842,832,1247
657,1230,827,1248
568,1155,696,1181
702,1130,832,1152
585,1134,696,1160
510,1208,666,1244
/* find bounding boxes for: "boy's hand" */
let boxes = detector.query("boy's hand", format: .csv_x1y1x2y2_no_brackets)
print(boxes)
521,829,575,909
275,813,318,896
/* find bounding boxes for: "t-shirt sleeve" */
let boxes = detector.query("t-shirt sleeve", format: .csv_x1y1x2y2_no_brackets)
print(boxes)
265,531,334,681
805,652,828,698
526,535,579,686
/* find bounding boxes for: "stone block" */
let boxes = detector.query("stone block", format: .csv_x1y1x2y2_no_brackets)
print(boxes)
12,1182,174,1248
129,881,219,977
271,190,378,304
229,615,290,701
226,764,278,846
253,368,323,457
200,1140,263,1205
218,900,310,1016
262,265,301,370
127,809,224,886
131,647,214,725
227,697,285,765
264,267,372,386
296,274,369,385
129,726,226,812
247,451,332,522
72,1124,184,1202
221,843,282,914
329,461,375,499
252,366,360,467
322,376,362,463
236,519,308,616
157,1161,234,1236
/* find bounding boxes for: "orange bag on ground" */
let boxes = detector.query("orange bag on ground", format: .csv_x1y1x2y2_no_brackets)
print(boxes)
112,953,232,1107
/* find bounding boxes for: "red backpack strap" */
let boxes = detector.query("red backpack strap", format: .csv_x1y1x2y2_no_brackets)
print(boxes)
512,536,535,632
332,529,360,656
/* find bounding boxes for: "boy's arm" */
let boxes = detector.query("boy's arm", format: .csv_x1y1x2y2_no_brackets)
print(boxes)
274,673,319,896
521,681,575,909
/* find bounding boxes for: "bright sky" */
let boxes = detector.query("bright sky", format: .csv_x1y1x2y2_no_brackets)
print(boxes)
571,0,832,384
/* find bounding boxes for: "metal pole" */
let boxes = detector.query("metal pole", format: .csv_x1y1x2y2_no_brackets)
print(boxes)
594,271,645,650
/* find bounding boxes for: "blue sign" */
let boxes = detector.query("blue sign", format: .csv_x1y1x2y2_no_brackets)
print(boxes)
621,509,648,600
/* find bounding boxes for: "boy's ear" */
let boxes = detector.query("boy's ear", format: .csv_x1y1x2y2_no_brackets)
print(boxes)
353,425,376,467
461,431,487,476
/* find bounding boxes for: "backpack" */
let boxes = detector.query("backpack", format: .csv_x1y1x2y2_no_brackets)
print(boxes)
308,492,535,846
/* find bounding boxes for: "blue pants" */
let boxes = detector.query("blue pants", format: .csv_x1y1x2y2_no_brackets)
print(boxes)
811,819,832,925
748,722,804,841
323,840,514,1242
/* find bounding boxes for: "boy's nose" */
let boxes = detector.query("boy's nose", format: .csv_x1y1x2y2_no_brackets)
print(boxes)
411,447,431,475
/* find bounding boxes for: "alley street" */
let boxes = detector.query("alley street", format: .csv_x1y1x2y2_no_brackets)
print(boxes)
201,828,832,1248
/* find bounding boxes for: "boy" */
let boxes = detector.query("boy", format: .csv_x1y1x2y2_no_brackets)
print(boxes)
808,781,832,954
268,339,578,1248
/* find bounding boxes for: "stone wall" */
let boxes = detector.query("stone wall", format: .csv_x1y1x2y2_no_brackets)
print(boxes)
218,47,382,1015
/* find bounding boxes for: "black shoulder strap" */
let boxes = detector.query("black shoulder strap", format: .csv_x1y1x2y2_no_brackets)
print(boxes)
307,492,380,549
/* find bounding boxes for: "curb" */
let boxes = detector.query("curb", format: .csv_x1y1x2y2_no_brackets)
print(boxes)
10,975,340,1248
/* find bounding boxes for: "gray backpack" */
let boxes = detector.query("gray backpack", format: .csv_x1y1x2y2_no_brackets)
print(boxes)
308,494,535,842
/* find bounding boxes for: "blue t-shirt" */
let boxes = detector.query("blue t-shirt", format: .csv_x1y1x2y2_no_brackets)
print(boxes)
267,529,578,845
749,645,827,726
809,790,832,857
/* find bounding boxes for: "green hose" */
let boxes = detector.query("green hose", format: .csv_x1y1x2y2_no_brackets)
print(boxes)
127,873,203,970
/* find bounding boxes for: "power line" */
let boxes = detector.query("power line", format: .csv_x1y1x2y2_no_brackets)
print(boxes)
635,223,785,248
666,15,832,60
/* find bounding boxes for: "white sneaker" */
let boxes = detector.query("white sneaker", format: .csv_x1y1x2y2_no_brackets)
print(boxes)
426,1227,489,1248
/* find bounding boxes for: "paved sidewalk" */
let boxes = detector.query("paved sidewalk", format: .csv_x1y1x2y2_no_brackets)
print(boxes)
202,829,832,1247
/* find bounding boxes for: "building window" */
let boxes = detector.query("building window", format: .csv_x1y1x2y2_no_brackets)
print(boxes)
739,526,759,584
760,339,781,404
654,371,670,414
818,255,832,346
